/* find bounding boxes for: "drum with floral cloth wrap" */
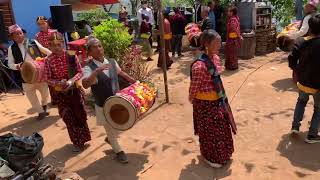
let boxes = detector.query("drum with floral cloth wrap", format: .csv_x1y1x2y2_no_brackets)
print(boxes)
276,21,301,51
20,39,47,84
20,58,46,83
103,82,157,131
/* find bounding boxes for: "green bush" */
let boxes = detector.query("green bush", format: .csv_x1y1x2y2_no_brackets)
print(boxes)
77,9,109,24
93,18,133,59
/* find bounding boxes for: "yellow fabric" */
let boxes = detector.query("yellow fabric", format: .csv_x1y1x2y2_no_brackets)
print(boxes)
297,83,319,94
304,35,315,41
195,91,219,101
164,33,172,40
71,32,80,40
277,22,300,38
228,32,238,39
54,81,81,92
294,36,318,94
141,33,151,39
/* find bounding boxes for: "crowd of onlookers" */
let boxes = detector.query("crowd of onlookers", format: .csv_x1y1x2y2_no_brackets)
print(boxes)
0,0,239,92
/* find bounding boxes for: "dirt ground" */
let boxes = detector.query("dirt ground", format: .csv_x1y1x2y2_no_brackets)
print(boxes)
1,51,320,180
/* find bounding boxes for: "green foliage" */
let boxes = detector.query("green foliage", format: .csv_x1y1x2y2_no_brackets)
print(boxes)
93,19,133,59
269,0,309,27
179,0,232,7
77,9,109,24
269,0,295,26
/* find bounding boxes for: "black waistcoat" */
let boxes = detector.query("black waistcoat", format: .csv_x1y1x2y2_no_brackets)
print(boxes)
11,39,44,65
87,61,115,107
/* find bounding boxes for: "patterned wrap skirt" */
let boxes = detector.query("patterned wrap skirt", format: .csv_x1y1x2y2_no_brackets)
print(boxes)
157,40,173,69
193,98,234,165
54,88,91,147
225,39,240,70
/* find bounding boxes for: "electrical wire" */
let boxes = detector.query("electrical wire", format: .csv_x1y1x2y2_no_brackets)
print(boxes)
229,54,284,104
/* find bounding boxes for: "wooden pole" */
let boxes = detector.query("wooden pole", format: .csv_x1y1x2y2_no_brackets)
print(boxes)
156,0,169,103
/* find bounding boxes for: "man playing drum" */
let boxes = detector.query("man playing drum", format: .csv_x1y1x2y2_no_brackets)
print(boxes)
82,37,135,164
8,24,51,120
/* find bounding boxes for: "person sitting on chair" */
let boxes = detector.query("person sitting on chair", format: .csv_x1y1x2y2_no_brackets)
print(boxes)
7,24,51,120
82,37,136,163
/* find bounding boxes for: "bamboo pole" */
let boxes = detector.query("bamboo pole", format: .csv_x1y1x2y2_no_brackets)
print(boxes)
156,0,169,103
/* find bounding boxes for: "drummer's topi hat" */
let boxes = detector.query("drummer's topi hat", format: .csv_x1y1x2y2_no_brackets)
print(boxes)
8,24,22,35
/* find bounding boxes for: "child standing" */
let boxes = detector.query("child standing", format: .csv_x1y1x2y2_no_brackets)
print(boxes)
225,6,242,70
289,14,320,143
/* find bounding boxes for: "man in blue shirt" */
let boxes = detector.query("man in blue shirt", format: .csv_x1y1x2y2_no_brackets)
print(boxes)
208,1,216,30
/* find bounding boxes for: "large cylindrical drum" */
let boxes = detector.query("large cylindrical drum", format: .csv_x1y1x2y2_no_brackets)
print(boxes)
277,21,301,52
103,82,156,131
20,59,46,84
185,23,202,49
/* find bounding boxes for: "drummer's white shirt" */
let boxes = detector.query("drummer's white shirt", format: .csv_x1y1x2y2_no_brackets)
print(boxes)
82,58,121,84
7,39,51,70
289,14,312,40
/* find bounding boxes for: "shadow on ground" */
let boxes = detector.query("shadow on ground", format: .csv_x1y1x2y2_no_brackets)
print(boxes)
77,152,148,180
0,115,60,135
272,78,298,92
277,133,320,172
178,156,232,180
45,144,80,168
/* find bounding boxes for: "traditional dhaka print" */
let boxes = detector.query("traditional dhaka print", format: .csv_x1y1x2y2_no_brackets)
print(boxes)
193,99,234,165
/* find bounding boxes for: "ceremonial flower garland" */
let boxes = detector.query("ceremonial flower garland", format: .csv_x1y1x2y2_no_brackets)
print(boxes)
117,82,157,114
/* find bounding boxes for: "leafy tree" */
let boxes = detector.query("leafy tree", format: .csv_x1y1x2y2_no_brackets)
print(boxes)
130,0,139,16
77,8,109,24
93,18,132,59
269,0,309,26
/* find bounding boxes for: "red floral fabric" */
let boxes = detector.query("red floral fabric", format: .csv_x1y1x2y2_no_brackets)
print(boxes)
227,16,240,40
225,16,241,70
164,18,171,34
55,89,91,147
189,56,222,100
35,29,53,48
45,50,90,147
45,51,83,87
193,99,234,165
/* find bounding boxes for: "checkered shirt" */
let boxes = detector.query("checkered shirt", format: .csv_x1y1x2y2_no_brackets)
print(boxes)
45,51,83,86
189,59,216,100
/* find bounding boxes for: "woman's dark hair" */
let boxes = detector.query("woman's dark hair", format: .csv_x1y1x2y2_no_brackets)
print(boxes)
173,7,180,13
36,16,47,23
308,13,320,35
200,30,220,51
229,6,238,16
163,12,169,19
190,34,202,48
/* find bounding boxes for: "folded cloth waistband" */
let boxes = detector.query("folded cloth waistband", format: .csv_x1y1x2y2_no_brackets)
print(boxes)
195,91,219,101
297,82,319,94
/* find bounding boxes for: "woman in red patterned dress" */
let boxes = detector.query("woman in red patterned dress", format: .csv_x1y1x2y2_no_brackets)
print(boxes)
225,6,242,70
45,31,91,152
35,16,57,106
35,16,52,48
189,30,236,168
